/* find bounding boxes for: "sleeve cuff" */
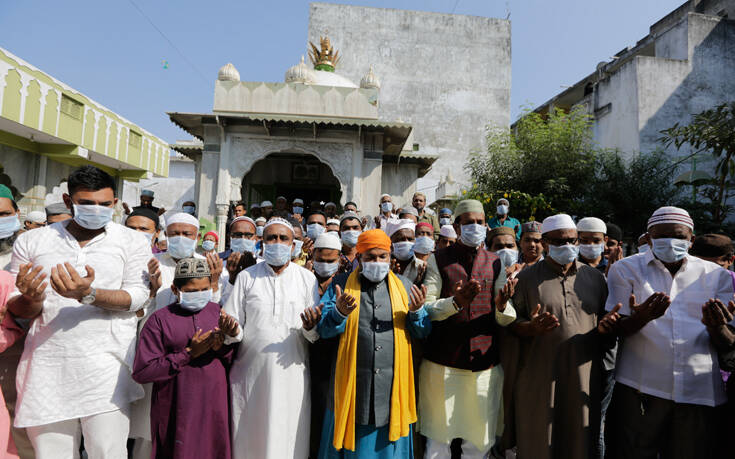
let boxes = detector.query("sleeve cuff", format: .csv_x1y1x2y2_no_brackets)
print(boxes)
302,326,320,343
224,327,244,345
425,297,458,321
408,305,428,321
496,301,517,327
171,349,192,369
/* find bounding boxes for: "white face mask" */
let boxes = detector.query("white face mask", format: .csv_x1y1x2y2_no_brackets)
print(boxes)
313,261,339,278
651,238,690,263
495,248,519,267
167,236,197,259
380,202,393,213
392,241,415,261
178,289,212,312
361,261,390,283
579,243,604,260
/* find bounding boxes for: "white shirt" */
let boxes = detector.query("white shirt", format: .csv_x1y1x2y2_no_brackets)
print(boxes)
223,261,318,459
9,220,150,427
606,251,733,406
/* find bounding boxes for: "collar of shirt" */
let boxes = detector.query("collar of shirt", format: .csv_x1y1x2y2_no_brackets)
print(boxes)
543,257,580,277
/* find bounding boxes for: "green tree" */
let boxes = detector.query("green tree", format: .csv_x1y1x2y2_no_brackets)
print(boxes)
660,101,735,226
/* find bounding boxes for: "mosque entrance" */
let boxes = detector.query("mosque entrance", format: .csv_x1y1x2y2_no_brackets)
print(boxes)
241,152,342,208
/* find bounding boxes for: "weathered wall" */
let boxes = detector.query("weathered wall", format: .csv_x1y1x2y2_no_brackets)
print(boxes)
308,3,511,201
121,156,196,220
0,145,71,215
592,59,641,157
381,162,419,208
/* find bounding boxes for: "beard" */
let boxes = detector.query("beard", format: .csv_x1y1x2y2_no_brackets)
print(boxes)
0,233,17,257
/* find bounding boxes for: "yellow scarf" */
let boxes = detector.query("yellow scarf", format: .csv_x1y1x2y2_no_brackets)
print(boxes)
332,270,417,451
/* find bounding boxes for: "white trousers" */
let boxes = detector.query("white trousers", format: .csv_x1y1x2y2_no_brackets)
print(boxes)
425,438,490,459
26,408,130,459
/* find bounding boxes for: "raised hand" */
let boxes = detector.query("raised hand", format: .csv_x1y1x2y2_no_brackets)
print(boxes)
211,330,225,351
335,285,357,316
702,298,735,328
187,329,214,358
218,310,240,337
598,303,622,334
529,303,560,335
494,277,518,312
147,258,162,293
301,304,324,330
630,292,671,323
452,279,481,309
226,251,243,282
206,253,223,288
122,202,131,215
50,263,94,301
415,263,427,285
157,207,166,216
605,246,624,276
409,284,427,312
16,264,48,302
302,237,314,258
374,215,382,229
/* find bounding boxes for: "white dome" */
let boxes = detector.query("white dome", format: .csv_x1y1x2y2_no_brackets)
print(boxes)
285,56,315,84
310,70,358,88
218,63,240,81
360,65,380,89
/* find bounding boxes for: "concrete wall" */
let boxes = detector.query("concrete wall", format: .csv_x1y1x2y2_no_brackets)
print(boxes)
309,3,511,201
593,59,641,156
381,162,418,208
121,156,196,220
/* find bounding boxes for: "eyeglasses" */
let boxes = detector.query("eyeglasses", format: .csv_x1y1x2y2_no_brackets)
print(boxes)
545,237,579,246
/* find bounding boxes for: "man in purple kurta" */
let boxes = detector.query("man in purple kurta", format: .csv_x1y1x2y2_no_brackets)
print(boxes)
133,257,238,459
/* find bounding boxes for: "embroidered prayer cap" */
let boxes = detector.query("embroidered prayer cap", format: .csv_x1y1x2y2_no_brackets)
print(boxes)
25,211,46,223
327,218,340,226
263,216,294,234
315,233,342,251
440,225,457,238
356,229,392,254
166,212,199,229
488,226,515,241
439,208,453,216
250,203,260,209
0,185,14,202
521,221,542,234
385,219,416,237
140,189,154,197
647,206,694,231
399,206,418,217
576,217,607,234
416,222,434,232
293,198,304,205
690,234,734,258
255,217,266,224
340,211,361,225
541,214,576,234
606,223,623,241
260,201,273,208
230,216,256,229
325,202,337,209
203,231,219,242
453,199,485,217
45,202,71,217
174,257,210,279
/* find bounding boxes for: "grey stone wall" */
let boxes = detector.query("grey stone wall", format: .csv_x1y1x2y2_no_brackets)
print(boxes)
308,3,511,201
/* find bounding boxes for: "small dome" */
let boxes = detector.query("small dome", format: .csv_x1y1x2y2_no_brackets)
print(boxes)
285,56,315,84
360,65,380,89
310,70,358,88
218,63,240,81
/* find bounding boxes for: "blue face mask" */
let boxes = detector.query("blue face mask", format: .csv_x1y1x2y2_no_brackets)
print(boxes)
341,230,360,247
256,226,264,237
361,261,390,283
73,204,113,230
292,239,304,258
439,217,451,227
497,205,509,215
414,236,435,254
167,236,197,259
392,241,415,261
651,238,690,263
179,289,212,312
579,243,604,260
638,244,649,253
182,206,196,215
495,248,519,267
380,202,393,213
313,261,339,278
293,206,304,215
202,240,216,252
548,244,579,265
0,215,21,239
460,223,486,247
306,223,325,240
264,242,292,267
231,238,256,254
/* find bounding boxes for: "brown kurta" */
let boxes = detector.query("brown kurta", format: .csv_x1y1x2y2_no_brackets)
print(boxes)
510,259,608,459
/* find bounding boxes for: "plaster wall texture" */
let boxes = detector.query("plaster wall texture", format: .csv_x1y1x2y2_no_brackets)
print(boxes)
381,162,419,208
121,157,196,221
593,60,641,156
308,3,511,201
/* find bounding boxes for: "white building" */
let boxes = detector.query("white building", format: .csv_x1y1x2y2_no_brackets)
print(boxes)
169,39,435,246
518,0,735,186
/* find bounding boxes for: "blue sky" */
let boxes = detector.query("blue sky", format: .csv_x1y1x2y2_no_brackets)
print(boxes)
1,0,684,143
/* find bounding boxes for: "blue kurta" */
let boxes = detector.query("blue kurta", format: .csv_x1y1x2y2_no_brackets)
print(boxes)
317,272,430,458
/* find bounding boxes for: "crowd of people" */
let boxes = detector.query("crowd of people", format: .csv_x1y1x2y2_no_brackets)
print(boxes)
0,164,732,459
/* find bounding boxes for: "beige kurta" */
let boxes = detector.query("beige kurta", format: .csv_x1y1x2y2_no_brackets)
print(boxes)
510,259,608,459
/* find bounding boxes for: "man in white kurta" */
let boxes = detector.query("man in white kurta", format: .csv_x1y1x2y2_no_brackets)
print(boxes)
224,217,320,459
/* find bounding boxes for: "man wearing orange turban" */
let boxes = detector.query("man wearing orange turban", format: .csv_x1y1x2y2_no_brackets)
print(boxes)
315,229,430,458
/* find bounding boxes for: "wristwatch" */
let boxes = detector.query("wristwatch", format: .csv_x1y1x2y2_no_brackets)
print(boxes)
452,297,463,312
81,287,97,305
